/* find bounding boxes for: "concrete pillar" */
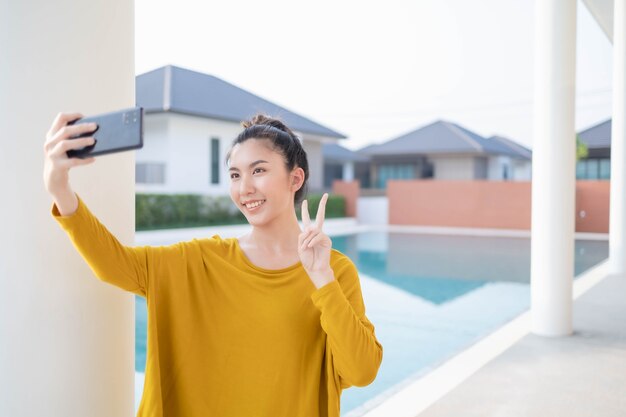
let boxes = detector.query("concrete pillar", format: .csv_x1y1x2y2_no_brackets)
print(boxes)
0,1,137,415
343,161,355,182
610,0,626,276
530,0,577,336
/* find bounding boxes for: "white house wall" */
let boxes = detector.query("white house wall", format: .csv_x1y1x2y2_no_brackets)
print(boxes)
169,113,239,194
141,114,170,159
428,154,530,181
512,160,532,180
357,196,389,225
301,139,324,191
135,113,240,195
429,155,476,179
136,113,329,196
474,156,488,179
487,155,511,180
134,113,169,186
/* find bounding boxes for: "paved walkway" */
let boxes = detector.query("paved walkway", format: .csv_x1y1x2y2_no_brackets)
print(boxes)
418,271,626,417
134,217,361,245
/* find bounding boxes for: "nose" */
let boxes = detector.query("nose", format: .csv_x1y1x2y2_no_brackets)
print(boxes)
239,173,255,195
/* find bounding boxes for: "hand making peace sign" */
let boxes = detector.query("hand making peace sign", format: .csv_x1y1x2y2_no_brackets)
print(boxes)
298,193,335,289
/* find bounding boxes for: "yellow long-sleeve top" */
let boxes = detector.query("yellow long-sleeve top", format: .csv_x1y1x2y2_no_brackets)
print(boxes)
51,193,383,417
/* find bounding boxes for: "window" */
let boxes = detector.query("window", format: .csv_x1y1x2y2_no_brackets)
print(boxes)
599,158,610,179
576,160,587,179
587,159,599,179
576,158,611,180
136,163,165,184
423,161,434,178
377,164,415,188
323,164,344,188
210,137,220,184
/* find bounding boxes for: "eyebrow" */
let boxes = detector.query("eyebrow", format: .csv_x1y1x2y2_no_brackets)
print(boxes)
228,159,269,172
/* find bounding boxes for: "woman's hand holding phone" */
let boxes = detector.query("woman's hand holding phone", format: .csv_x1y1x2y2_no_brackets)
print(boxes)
43,112,97,215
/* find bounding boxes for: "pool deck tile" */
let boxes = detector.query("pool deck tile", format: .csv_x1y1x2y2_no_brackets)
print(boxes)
416,271,626,417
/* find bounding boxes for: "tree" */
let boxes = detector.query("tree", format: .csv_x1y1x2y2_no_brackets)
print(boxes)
576,134,588,161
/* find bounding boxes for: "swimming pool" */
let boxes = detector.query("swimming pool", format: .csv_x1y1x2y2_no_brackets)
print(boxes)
134,231,608,415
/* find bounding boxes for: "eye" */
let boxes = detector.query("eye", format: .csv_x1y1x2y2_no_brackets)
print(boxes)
229,167,264,180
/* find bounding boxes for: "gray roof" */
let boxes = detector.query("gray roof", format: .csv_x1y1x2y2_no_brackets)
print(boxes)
578,119,611,149
485,136,533,159
136,65,346,139
359,120,531,159
322,143,370,163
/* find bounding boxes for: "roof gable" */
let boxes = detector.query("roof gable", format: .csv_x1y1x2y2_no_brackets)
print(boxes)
360,120,531,159
486,136,532,159
578,119,611,149
136,65,346,139
322,143,370,162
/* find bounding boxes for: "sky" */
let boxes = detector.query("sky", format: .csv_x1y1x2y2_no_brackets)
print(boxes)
135,0,613,151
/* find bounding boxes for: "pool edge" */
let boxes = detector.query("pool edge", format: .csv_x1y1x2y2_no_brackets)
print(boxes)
358,258,611,417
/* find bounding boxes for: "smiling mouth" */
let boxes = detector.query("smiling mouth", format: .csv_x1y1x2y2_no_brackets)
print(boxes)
244,199,266,211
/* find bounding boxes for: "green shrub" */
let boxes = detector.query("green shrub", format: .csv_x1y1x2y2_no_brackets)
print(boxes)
136,192,345,231
296,193,345,221
136,193,246,231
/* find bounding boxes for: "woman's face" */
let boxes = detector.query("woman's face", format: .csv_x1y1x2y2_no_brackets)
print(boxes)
228,139,303,226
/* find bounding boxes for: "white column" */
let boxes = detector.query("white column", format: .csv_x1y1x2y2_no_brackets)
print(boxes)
530,0,577,336
343,161,355,182
0,1,137,416
610,0,626,276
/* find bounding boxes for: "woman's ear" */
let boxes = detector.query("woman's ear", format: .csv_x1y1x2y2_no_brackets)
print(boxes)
291,167,305,192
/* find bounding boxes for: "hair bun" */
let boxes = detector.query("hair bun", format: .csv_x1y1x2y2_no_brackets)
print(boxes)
242,114,294,136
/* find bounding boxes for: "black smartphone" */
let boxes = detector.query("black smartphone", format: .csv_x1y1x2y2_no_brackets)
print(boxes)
66,107,144,158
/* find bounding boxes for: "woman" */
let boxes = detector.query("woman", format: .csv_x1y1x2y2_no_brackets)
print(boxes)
43,111,383,417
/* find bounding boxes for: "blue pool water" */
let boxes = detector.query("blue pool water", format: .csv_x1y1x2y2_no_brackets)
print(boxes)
134,231,608,415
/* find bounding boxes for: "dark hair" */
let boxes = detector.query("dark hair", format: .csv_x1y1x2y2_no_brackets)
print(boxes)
224,114,309,205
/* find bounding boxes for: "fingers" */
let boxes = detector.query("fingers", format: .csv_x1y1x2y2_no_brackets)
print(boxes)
45,121,97,153
306,232,330,249
301,199,311,227
301,228,324,250
299,227,315,251
300,228,330,250
51,136,96,158
315,193,328,228
47,112,84,139
298,229,309,250
302,193,329,230
300,231,315,251
42,113,96,194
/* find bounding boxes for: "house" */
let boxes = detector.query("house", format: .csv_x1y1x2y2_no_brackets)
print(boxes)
577,119,611,180
322,143,371,188
326,120,532,189
134,65,347,195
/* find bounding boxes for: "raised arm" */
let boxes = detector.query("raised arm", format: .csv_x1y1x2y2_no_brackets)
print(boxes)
44,112,184,296
51,190,185,296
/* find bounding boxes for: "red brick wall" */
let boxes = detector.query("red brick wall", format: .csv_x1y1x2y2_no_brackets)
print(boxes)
575,181,610,233
387,180,610,233
332,180,360,217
